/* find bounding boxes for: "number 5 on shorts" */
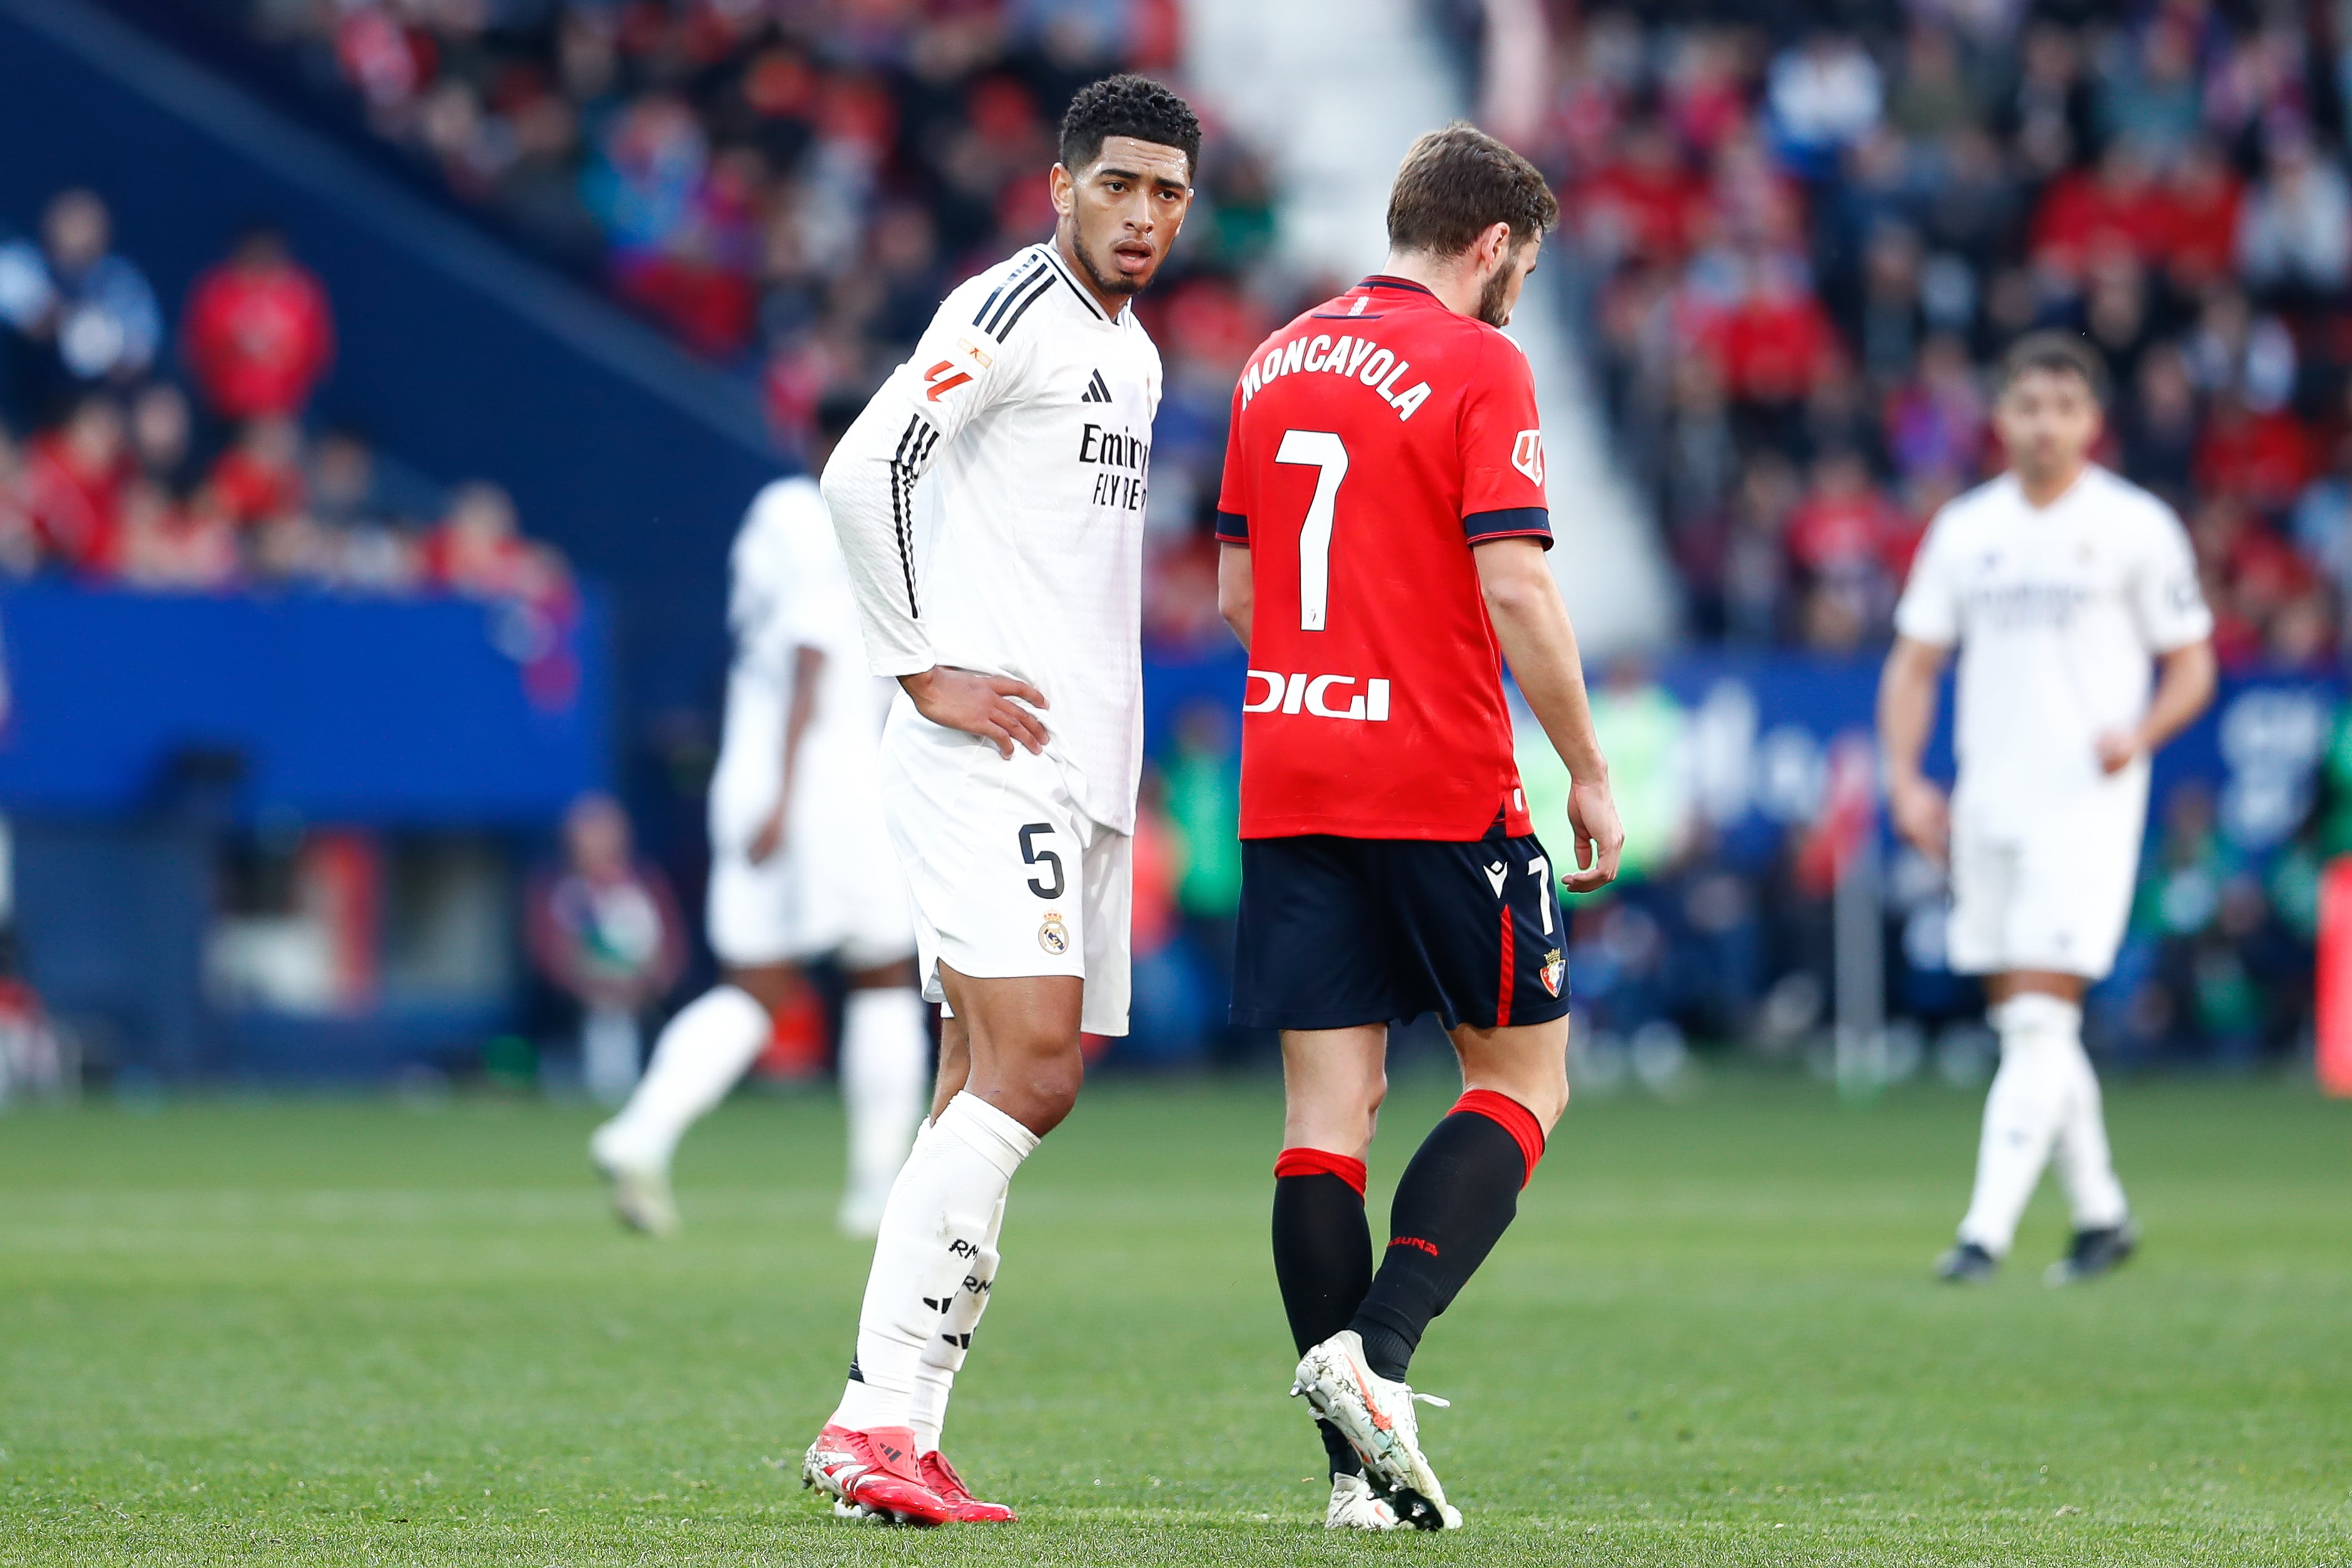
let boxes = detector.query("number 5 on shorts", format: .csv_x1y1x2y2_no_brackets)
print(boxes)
1019,822,1065,899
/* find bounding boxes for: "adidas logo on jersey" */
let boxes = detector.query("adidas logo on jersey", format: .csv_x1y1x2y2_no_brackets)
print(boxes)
1080,368,1112,403
1243,670,1392,722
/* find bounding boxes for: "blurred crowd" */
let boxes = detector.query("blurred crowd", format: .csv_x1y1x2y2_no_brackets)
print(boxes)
231,0,1304,477
1533,1,2352,669
0,186,574,607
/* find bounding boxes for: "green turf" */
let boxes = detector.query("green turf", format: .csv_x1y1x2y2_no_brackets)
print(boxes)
1,1070,2348,1565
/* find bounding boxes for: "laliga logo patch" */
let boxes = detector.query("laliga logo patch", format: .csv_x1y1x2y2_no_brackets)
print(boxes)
1540,948,1566,998
1511,429,1545,485
1038,913,1070,956
924,358,975,402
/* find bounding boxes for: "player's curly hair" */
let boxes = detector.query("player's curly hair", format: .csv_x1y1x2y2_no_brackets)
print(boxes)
1387,123,1559,257
1058,74,1202,183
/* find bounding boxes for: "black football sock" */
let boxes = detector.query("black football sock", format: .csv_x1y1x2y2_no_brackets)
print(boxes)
1349,1090,1545,1382
1272,1148,1372,1478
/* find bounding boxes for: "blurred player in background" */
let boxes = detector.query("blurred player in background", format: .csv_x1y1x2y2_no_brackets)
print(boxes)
798,76,1199,1527
1880,332,2216,1287
1215,124,1623,1530
590,395,929,1241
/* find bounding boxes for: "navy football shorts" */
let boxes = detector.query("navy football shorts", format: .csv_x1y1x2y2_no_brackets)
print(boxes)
1230,816,1571,1033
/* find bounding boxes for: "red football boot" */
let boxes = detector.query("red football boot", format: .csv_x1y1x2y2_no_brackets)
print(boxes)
801,1424,950,1526
920,1450,1017,1523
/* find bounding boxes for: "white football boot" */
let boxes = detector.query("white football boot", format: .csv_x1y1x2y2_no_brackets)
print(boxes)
589,1126,678,1238
1292,1330,1461,1529
1326,1472,1404,1530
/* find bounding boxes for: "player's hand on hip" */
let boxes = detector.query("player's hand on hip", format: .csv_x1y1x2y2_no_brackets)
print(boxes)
2094,729,2141,776
901,665,1050,759
1564,776,1625,893
1887,773,1950,863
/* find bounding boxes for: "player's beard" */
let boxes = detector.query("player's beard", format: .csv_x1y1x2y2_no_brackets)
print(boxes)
1071,225,1151,300
1476,259,1516,327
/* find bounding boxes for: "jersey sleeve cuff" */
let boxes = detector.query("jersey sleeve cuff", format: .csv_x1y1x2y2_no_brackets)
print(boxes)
1463,507,1553,547
1215,510,1249,544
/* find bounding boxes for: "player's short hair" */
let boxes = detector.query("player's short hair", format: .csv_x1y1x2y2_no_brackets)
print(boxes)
1998,330,2108,405
1386,123,1560,258
1058,74,1201,183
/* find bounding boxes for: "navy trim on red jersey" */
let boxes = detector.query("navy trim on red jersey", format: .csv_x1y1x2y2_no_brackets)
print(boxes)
1359,275,1437,297
1215,510,1249,544
1463,506,1554,547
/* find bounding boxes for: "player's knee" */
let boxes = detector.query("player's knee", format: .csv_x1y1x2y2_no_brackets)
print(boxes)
998,1044,1084,1135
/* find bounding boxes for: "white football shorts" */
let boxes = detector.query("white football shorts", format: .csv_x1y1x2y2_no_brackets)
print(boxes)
1945,792,2146,981
705,687,913,972
879,701,1132,1036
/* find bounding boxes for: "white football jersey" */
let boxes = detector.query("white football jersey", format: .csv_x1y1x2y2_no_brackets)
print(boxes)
1893,465,2213,837
708,476,895,850
822,240,1163,833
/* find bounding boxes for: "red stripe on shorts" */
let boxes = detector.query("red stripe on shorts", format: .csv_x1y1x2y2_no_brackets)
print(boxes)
1496,905,1515,1028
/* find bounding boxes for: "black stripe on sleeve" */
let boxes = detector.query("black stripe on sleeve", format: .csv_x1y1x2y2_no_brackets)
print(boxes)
988,270,1055,339
1214,510,1249,543
1462,507,1553,547
888,415,928,617
973,254,1044,330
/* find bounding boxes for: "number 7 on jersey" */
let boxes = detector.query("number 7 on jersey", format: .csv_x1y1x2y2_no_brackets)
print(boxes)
1276,430,1348,632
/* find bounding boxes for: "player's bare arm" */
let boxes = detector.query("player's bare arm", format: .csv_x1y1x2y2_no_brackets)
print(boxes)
1216,542,1252,652
1474,537,1621,891
1878,633,1952,863
2095,639,2216,774
751,643,827,864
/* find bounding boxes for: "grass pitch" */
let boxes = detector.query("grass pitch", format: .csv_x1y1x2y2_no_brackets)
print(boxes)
1,1070,2347,1565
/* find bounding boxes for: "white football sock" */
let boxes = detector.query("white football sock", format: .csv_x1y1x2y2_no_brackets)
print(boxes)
831,1092,1038,1432
907,1188,1005,1454
591,985,770,1170
839,987,931,1212
2052,1034,2130,1232
1956,993,2080,1256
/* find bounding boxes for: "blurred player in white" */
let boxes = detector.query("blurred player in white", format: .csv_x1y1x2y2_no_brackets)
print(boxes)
796,75,1199,1528
1880,332,2215,1287
591,397,928,1241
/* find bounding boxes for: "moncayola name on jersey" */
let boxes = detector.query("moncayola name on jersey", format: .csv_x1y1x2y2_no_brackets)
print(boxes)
1239,329,1434,422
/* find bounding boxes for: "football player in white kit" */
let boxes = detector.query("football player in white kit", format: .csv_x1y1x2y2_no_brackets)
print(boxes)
791,76,1199,1527
591,397,930,1240
1880,332,2216,1287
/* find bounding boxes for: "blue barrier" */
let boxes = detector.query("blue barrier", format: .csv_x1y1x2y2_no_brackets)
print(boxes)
0,583,609,824
0,0,778,728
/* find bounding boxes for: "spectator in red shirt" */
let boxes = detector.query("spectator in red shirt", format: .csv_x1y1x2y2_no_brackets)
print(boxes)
2194,388,2316,515
1577,119,1707,269
1704,261,1839,407
23,395,126,572
423,480,537,597
2159,139,2244,295
2029,140,2171,287
1785,448,1910,620
181,226,336,422
203,415,307,527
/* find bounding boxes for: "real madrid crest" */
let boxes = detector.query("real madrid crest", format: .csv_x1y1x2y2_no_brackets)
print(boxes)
1540,948,1566,998
1038,913,1070,955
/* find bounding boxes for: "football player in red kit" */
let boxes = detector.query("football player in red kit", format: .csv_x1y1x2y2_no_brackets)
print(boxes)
1215,124,1623,1530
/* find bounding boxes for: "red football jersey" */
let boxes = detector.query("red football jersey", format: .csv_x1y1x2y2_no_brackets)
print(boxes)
1215,275,1552,841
